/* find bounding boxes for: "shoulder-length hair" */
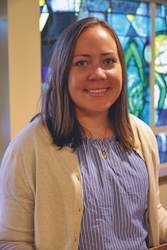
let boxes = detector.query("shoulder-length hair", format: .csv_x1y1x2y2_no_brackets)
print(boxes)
41,17,135,151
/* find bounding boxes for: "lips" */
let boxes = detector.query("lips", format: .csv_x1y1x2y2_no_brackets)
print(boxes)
87,88,108,93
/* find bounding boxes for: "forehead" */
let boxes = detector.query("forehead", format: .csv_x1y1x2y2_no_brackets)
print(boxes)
78,25,114,40
74,25,118,52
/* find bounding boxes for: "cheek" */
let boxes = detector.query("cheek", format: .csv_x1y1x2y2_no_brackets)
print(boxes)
113,66,122,83
68,69,77,86
68,72,75,89
68,72,83,93
108,70,122,88
67,74,79,102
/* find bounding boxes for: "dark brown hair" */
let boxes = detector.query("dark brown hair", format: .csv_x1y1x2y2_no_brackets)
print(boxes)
41,17,135,151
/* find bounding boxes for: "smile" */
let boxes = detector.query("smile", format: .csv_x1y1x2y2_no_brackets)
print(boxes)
87,88,108,93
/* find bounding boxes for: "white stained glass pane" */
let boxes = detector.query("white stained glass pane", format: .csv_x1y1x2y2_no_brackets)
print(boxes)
50,0,75,12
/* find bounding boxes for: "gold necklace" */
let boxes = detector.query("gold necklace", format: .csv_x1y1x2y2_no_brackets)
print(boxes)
101,148,107,160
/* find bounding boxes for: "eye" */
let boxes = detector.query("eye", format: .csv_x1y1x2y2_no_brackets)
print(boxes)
75,60,87,66
104,58,114,64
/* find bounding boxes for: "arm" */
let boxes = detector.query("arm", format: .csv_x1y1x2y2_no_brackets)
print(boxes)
129,114,167,244
150,128,167,243
141,121,167,243
0,145,35,249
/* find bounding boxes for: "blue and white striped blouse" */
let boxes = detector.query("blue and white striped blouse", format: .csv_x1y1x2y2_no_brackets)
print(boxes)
77,136,148,250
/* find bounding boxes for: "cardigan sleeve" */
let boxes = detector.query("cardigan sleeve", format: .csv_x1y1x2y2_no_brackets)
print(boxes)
0,144,35,249
158,203,167,243
129,114,167,245
140,118,167,244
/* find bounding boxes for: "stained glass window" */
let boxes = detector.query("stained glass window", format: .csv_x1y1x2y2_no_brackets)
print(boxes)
39,0,167,168
154,4,167,127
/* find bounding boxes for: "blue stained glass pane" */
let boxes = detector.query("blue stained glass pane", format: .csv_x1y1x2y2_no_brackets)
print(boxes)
132,16,149,37
128,66,139,84
128,26,138,37
139,87,150,124
155,17,166,33
136,2,149,15
156,4,166,17
87,0,110,12
107,14,131,36
156,133,167,164
110,2,139,14
118,36,130,47
77,0,89,20
41,4,48,13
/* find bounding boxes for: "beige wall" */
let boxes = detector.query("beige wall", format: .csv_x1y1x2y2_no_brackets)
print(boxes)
159,177,167,210
7,0,41,138
0,1,10,161
0,0,166,209
0,0,41,160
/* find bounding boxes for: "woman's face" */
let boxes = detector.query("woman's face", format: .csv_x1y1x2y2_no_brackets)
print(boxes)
68,25,122,118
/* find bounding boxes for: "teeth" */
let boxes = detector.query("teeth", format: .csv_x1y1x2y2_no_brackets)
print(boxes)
88,89,107,93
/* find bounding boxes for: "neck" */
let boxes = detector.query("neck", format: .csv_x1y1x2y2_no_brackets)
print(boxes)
77,114,114,138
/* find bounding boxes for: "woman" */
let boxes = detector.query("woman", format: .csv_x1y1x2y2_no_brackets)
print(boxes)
0,17,166,250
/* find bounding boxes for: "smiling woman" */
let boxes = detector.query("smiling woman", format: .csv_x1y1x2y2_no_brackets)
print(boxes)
0,17,166,250
68,25,122,133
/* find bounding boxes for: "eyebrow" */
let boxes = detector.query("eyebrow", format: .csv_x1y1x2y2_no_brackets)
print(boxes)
73,52,117,58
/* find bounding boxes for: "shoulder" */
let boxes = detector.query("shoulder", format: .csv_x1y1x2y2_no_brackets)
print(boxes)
3,117,52,159
2,117,73,162
129,113,158,154
129,113,155,138
128,114,160,166
129,113,150,129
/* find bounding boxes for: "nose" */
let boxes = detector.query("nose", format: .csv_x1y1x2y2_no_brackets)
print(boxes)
88,65,107,80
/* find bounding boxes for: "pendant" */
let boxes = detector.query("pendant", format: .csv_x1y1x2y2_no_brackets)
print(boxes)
101,148,107,160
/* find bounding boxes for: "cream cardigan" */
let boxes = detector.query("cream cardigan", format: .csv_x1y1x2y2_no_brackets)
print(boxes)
0,114,166,249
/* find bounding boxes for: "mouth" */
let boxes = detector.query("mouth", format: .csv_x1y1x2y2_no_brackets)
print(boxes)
86,88,108,93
